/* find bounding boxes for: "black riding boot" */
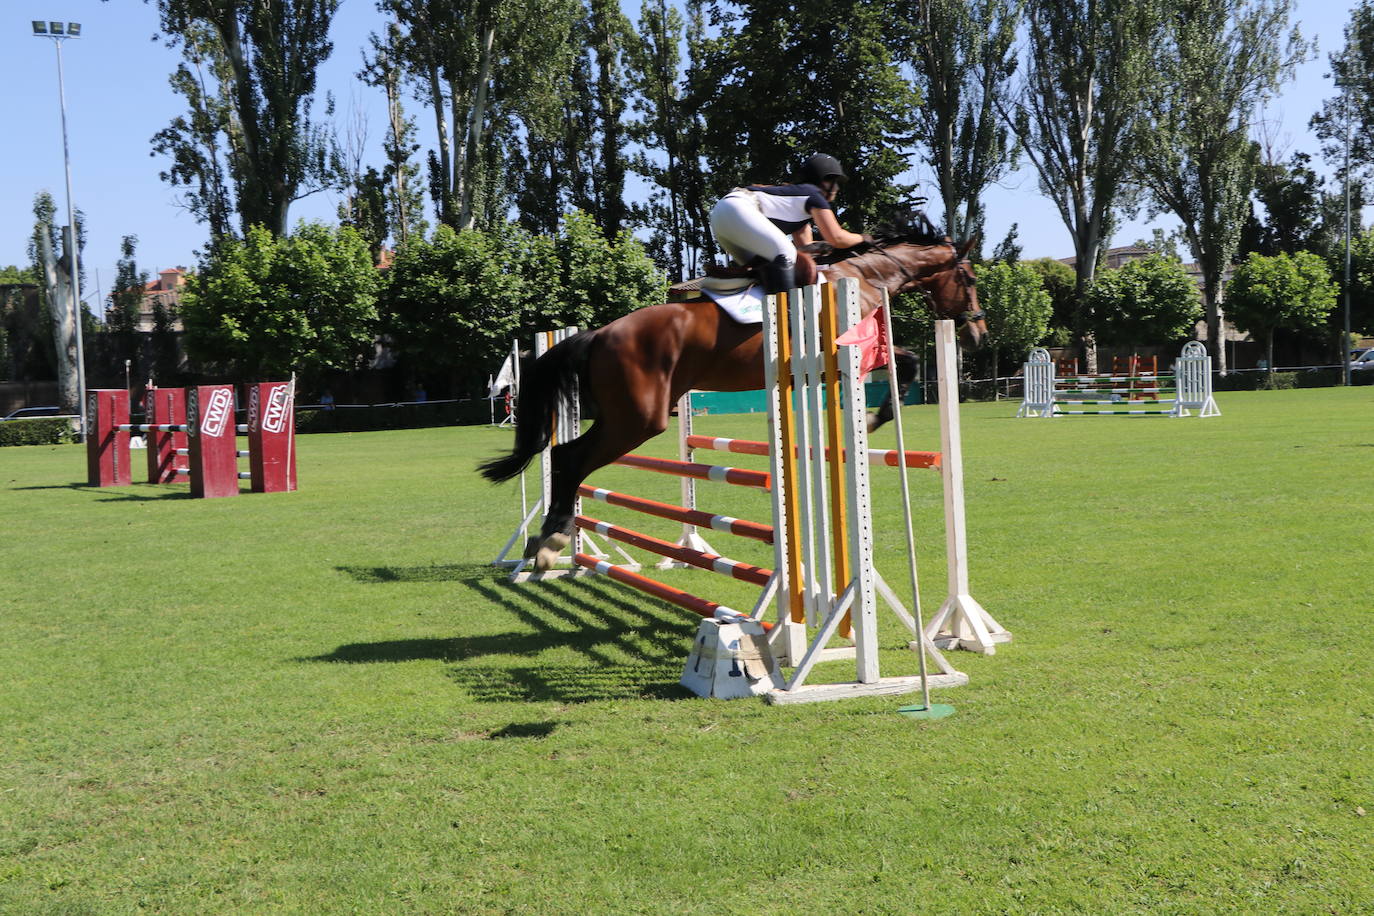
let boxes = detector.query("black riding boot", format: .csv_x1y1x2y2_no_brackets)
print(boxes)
761,254,797,295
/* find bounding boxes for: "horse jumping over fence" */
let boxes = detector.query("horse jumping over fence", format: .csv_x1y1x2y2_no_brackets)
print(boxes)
480,230,986,572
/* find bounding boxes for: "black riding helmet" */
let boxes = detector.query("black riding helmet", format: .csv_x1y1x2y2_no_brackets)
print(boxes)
800,152,847,186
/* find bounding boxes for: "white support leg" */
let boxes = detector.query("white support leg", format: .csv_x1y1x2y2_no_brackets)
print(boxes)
927,320,1011,654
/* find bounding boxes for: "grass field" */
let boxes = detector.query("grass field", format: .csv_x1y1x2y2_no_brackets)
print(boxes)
2,386,1371,914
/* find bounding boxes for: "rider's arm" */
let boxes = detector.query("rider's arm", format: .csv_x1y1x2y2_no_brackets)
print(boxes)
811,207,865,249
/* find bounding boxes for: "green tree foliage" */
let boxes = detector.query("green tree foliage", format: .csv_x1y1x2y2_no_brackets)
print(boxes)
1087,253,1203,347
1133,0,1307,375
360,22,429,249
181,223,380,382
150,297,184,386
381,211,664,395
152,1,342,238
900,0,1022,247
0,266,36,376
1023,256,1078,340
510,0,633,238
1240,152,1329,257
1224,250,1338,371
625,0,714,280
338,166,391,265
553,210,667,329
1001,0,1165,372
150,27,237,240
974,260,1052,380
382,224,534,383
381,0,580,231
1340,228,1374,335
1,266,44,382
583,0,633,236
106,236,149,383
690,0,916,230
0,266,37,285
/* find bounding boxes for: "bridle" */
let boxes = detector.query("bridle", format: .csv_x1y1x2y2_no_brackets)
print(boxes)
947,258,987,328
868,241,986,328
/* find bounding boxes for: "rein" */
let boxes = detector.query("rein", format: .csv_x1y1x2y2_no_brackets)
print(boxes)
864,241,986,328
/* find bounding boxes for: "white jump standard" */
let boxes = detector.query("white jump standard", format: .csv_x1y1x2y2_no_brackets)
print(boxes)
1018,341,1219,418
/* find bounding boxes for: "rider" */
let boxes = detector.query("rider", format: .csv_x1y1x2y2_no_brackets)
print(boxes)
709,152,867,294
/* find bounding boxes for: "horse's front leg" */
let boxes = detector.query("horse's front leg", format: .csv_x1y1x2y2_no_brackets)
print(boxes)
867,346,919,433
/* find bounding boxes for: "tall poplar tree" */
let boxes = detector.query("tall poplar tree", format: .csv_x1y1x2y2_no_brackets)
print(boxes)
107,236,149,380
1000,0,1164,372
1133,0,1307,374
362,22,429,249
382,0,579,231
512,0,632,236
901,0,1022,246
152,0,342,237
625,0,714,278
27,193,85,413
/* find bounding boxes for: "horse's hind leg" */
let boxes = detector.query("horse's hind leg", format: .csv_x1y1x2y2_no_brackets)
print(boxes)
529,413,667,571
525,311,685,571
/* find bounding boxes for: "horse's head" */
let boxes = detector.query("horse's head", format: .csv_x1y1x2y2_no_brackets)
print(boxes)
865,233,987,351
920,238,987,351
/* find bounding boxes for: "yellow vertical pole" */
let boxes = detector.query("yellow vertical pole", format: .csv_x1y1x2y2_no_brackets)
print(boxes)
776,291,806,624
820,283,853,638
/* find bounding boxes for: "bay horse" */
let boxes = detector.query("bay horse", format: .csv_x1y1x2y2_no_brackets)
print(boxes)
480,231,986,572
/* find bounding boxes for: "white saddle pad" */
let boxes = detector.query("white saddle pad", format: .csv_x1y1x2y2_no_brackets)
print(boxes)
702,270,828,324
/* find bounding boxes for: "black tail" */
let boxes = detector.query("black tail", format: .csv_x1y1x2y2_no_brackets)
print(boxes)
478,331,597,483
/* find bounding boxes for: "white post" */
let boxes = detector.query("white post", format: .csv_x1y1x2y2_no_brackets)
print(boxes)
761,292,806,665
836,278,879,683
925,320,1011,654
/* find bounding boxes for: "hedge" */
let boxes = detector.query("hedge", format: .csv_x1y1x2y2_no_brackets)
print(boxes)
0,417,76,447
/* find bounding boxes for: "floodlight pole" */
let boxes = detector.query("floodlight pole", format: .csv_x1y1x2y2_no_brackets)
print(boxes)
1335,67,1368,387
36,23,88,437
1344,80,1354,387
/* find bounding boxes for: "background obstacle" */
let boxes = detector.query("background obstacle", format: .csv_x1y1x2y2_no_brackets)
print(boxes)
1019,342,1219,418
85,382,298,497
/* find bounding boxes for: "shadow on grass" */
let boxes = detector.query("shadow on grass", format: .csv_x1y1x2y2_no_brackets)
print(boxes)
10,483,90,491
487,721,562,739
11,481,198,501
336,562,492,584
312,563,699,703
93,490,197,502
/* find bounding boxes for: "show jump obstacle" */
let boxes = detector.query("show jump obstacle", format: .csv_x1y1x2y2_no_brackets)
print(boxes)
1018,341,1220,418
495,278,1009,704
85,381,297,497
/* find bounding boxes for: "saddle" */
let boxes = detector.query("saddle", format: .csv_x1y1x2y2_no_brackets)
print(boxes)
667,250,820,303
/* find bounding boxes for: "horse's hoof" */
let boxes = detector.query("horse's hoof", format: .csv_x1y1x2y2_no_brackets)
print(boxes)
534,532,571,572
522,535,542,559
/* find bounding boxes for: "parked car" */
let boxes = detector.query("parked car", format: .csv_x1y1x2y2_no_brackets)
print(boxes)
1351,350,1374,372
1,406,60,421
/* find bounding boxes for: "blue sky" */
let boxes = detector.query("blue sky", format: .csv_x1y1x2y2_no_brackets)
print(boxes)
1,0,1363,315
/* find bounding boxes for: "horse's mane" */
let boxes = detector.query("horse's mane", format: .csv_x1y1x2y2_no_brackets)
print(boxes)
807,205,951,267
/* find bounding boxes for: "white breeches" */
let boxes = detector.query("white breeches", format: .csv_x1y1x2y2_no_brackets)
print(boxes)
709,191,796,266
